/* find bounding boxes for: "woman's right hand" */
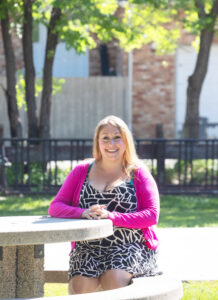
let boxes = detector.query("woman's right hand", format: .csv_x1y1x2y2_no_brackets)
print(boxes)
81,209,94,220
81,205,107,220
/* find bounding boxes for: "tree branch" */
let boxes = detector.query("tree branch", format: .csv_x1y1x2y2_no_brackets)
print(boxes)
194,0,206,18
211,0,218,15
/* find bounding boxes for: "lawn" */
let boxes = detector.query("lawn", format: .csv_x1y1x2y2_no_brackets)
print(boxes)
44,281,218,299
1,194,217,299
158,195,218,228
0,194,217,228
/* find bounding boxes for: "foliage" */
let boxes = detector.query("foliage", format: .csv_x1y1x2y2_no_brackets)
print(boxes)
2,0,185,59
6,162,71,191
173,159,218,185
2,0,218,139
117,1,180,53
5,158,218,193
16,70,65,110
145,158,218,185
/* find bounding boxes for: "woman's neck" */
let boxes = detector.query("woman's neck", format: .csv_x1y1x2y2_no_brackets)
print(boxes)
96,159,123,174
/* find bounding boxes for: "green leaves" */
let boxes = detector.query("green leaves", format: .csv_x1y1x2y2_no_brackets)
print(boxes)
114,2,180,53
16,70,65,109
16,70,26,110
1,0,218,56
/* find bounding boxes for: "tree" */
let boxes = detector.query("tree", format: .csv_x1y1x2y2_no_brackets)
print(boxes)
0,0,181,138
182,0,218,138
22,0,39,138
0,0,22,138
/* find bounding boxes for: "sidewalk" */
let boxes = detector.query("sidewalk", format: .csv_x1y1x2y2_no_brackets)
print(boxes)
45,228,218,282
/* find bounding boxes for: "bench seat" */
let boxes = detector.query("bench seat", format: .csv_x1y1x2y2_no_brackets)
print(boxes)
6,275,183,300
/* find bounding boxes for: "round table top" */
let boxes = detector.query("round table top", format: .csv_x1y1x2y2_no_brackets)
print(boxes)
0,216,113,246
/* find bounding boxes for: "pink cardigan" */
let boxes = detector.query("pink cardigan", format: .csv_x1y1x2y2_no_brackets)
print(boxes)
48,162,160,250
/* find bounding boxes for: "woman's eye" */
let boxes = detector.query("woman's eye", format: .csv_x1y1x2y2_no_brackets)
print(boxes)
114,136,121,141
103,137,109,141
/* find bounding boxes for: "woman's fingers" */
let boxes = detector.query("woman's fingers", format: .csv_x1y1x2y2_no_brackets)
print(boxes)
81,206,108,220
81,209,95,219
91,209,109,219
90,204,106,211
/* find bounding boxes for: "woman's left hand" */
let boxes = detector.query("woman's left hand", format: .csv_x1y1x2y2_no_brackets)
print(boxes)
89,204,109,219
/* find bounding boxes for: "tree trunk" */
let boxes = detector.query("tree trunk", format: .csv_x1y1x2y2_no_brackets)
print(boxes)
184,0,218,138
39,7,61,139
0,7,22,138
22,0,38,138
184,29,214,138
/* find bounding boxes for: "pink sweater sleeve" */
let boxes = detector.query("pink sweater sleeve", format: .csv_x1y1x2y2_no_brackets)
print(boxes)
48,167,85,219
108,167,160,228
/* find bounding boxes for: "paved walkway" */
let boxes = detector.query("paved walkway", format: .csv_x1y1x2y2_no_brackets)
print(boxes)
45,228,218,281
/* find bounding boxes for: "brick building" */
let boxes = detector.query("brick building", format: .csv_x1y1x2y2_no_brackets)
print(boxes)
89,29,218,139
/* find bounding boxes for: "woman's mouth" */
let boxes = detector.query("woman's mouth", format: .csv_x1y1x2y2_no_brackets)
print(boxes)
106,149,118,153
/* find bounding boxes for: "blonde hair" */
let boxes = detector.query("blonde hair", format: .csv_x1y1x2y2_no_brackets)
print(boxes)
93,115,140,177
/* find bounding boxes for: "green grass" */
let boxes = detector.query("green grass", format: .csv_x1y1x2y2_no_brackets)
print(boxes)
44,283,68,297
159,195,218,228
182,281,218,300
1,194,217,298
44,282,218,299
0,194,217,228
0,195,53,216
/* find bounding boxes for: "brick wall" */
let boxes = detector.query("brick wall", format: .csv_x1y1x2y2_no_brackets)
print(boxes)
131,45,175,138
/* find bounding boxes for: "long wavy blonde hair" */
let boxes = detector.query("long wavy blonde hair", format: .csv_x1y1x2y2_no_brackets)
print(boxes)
93,115,140,178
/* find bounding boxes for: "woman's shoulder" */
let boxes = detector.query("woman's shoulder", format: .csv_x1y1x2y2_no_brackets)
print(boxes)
133,160,153,181
71,158,94,174
134,160,150,173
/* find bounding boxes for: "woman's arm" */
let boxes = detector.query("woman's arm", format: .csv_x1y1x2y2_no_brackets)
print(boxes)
48,167,86,219
107,167,160,228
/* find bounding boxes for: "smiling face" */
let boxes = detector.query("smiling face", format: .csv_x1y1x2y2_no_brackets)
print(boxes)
98,124,126,163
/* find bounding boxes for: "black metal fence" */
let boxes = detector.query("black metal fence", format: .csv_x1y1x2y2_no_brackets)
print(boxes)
1,138,218,195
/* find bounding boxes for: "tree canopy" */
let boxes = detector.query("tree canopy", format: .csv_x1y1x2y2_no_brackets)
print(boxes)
1,0,218,138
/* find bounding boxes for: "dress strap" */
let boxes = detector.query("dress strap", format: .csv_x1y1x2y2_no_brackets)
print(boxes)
129,178,134,186
87,161,94,174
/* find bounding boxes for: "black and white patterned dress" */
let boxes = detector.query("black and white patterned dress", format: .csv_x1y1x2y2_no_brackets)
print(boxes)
68,176,159,279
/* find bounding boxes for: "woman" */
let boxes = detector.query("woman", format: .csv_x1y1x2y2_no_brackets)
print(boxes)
48,115,160,294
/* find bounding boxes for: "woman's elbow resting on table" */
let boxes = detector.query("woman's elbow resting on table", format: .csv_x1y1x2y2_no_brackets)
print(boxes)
48,202,85,219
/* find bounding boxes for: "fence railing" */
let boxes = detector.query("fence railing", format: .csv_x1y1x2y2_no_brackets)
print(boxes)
1,138,218,195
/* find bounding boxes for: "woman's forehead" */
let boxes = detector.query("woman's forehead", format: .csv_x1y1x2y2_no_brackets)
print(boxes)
99,124,121,135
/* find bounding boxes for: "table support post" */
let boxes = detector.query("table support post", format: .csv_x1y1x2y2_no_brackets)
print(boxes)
0,245,44,299
0,246,17,298
16,245,44,298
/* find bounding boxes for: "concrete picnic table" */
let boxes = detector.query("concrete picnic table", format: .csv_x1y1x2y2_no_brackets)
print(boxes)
0,216,113,299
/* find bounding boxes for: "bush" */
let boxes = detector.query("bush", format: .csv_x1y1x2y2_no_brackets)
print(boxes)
6,162,71,191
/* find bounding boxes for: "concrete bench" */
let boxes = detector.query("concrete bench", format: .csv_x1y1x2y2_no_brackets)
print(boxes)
6,275,183,300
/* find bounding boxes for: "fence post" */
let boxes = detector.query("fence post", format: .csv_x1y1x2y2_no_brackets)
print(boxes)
0,124,7,194
155,124,165,186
